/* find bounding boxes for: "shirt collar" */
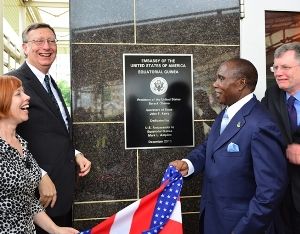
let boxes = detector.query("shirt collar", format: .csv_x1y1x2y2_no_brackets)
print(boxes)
26,61,50,84
286,91,300,102
226,92,254,120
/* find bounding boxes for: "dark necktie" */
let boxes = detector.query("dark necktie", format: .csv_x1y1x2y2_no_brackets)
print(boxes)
287,96,297,131
44,75,61,112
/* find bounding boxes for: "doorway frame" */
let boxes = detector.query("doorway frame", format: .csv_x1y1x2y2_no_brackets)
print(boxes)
240,0,300,100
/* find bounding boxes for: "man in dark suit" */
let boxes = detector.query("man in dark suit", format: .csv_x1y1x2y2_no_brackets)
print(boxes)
170,58,288,234
6,23,91,233
262,42,300,234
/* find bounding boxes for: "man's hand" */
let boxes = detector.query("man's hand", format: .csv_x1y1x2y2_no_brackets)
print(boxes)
75,153,91,177
169,160,189,176
286,143,300,164
38,174,57,208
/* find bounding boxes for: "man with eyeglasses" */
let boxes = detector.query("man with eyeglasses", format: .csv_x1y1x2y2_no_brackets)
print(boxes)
262,42,300,234
6,23,92,233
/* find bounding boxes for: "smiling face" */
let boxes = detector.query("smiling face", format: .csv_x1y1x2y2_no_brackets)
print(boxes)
22,27,57,74
213,61,245,106
273,50,300,95
9,87,30,124
0,76,30,125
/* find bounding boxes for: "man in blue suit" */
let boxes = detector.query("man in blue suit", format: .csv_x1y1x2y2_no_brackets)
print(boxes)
170,58,288,234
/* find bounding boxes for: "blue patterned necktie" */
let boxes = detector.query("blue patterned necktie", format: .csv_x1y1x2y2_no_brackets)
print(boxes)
220,110,229,134
287,96,297,131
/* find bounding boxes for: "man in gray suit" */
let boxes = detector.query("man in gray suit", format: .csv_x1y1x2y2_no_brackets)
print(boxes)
7,23,91,233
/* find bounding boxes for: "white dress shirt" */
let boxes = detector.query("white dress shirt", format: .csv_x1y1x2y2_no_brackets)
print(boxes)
183,93,254,177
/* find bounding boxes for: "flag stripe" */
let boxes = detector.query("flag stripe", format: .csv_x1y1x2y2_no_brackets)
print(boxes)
160,218,183,234
110,200,140,234
91,214,116,234
169,200,182,223
130,183,167,233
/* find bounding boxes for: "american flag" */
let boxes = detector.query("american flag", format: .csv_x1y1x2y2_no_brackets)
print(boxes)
79,165,183,234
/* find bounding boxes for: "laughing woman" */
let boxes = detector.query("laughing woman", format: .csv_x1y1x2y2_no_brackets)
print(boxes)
0,75,78,234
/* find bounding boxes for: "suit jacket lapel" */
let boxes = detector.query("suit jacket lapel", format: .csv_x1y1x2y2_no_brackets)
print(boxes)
21,63,69,130
212,97,256,152
277,91,293,141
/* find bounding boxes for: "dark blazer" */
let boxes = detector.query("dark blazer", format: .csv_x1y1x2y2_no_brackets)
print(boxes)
262,85,300,213
7,62,76,217
187,96,288,234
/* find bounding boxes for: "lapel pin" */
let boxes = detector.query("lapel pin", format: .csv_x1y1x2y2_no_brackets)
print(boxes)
237,122,241,128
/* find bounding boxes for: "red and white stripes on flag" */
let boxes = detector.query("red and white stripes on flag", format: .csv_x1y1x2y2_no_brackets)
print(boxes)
80,165,183,234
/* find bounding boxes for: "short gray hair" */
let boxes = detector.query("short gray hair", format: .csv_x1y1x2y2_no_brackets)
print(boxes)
274,42,300,63
22,23,56,43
